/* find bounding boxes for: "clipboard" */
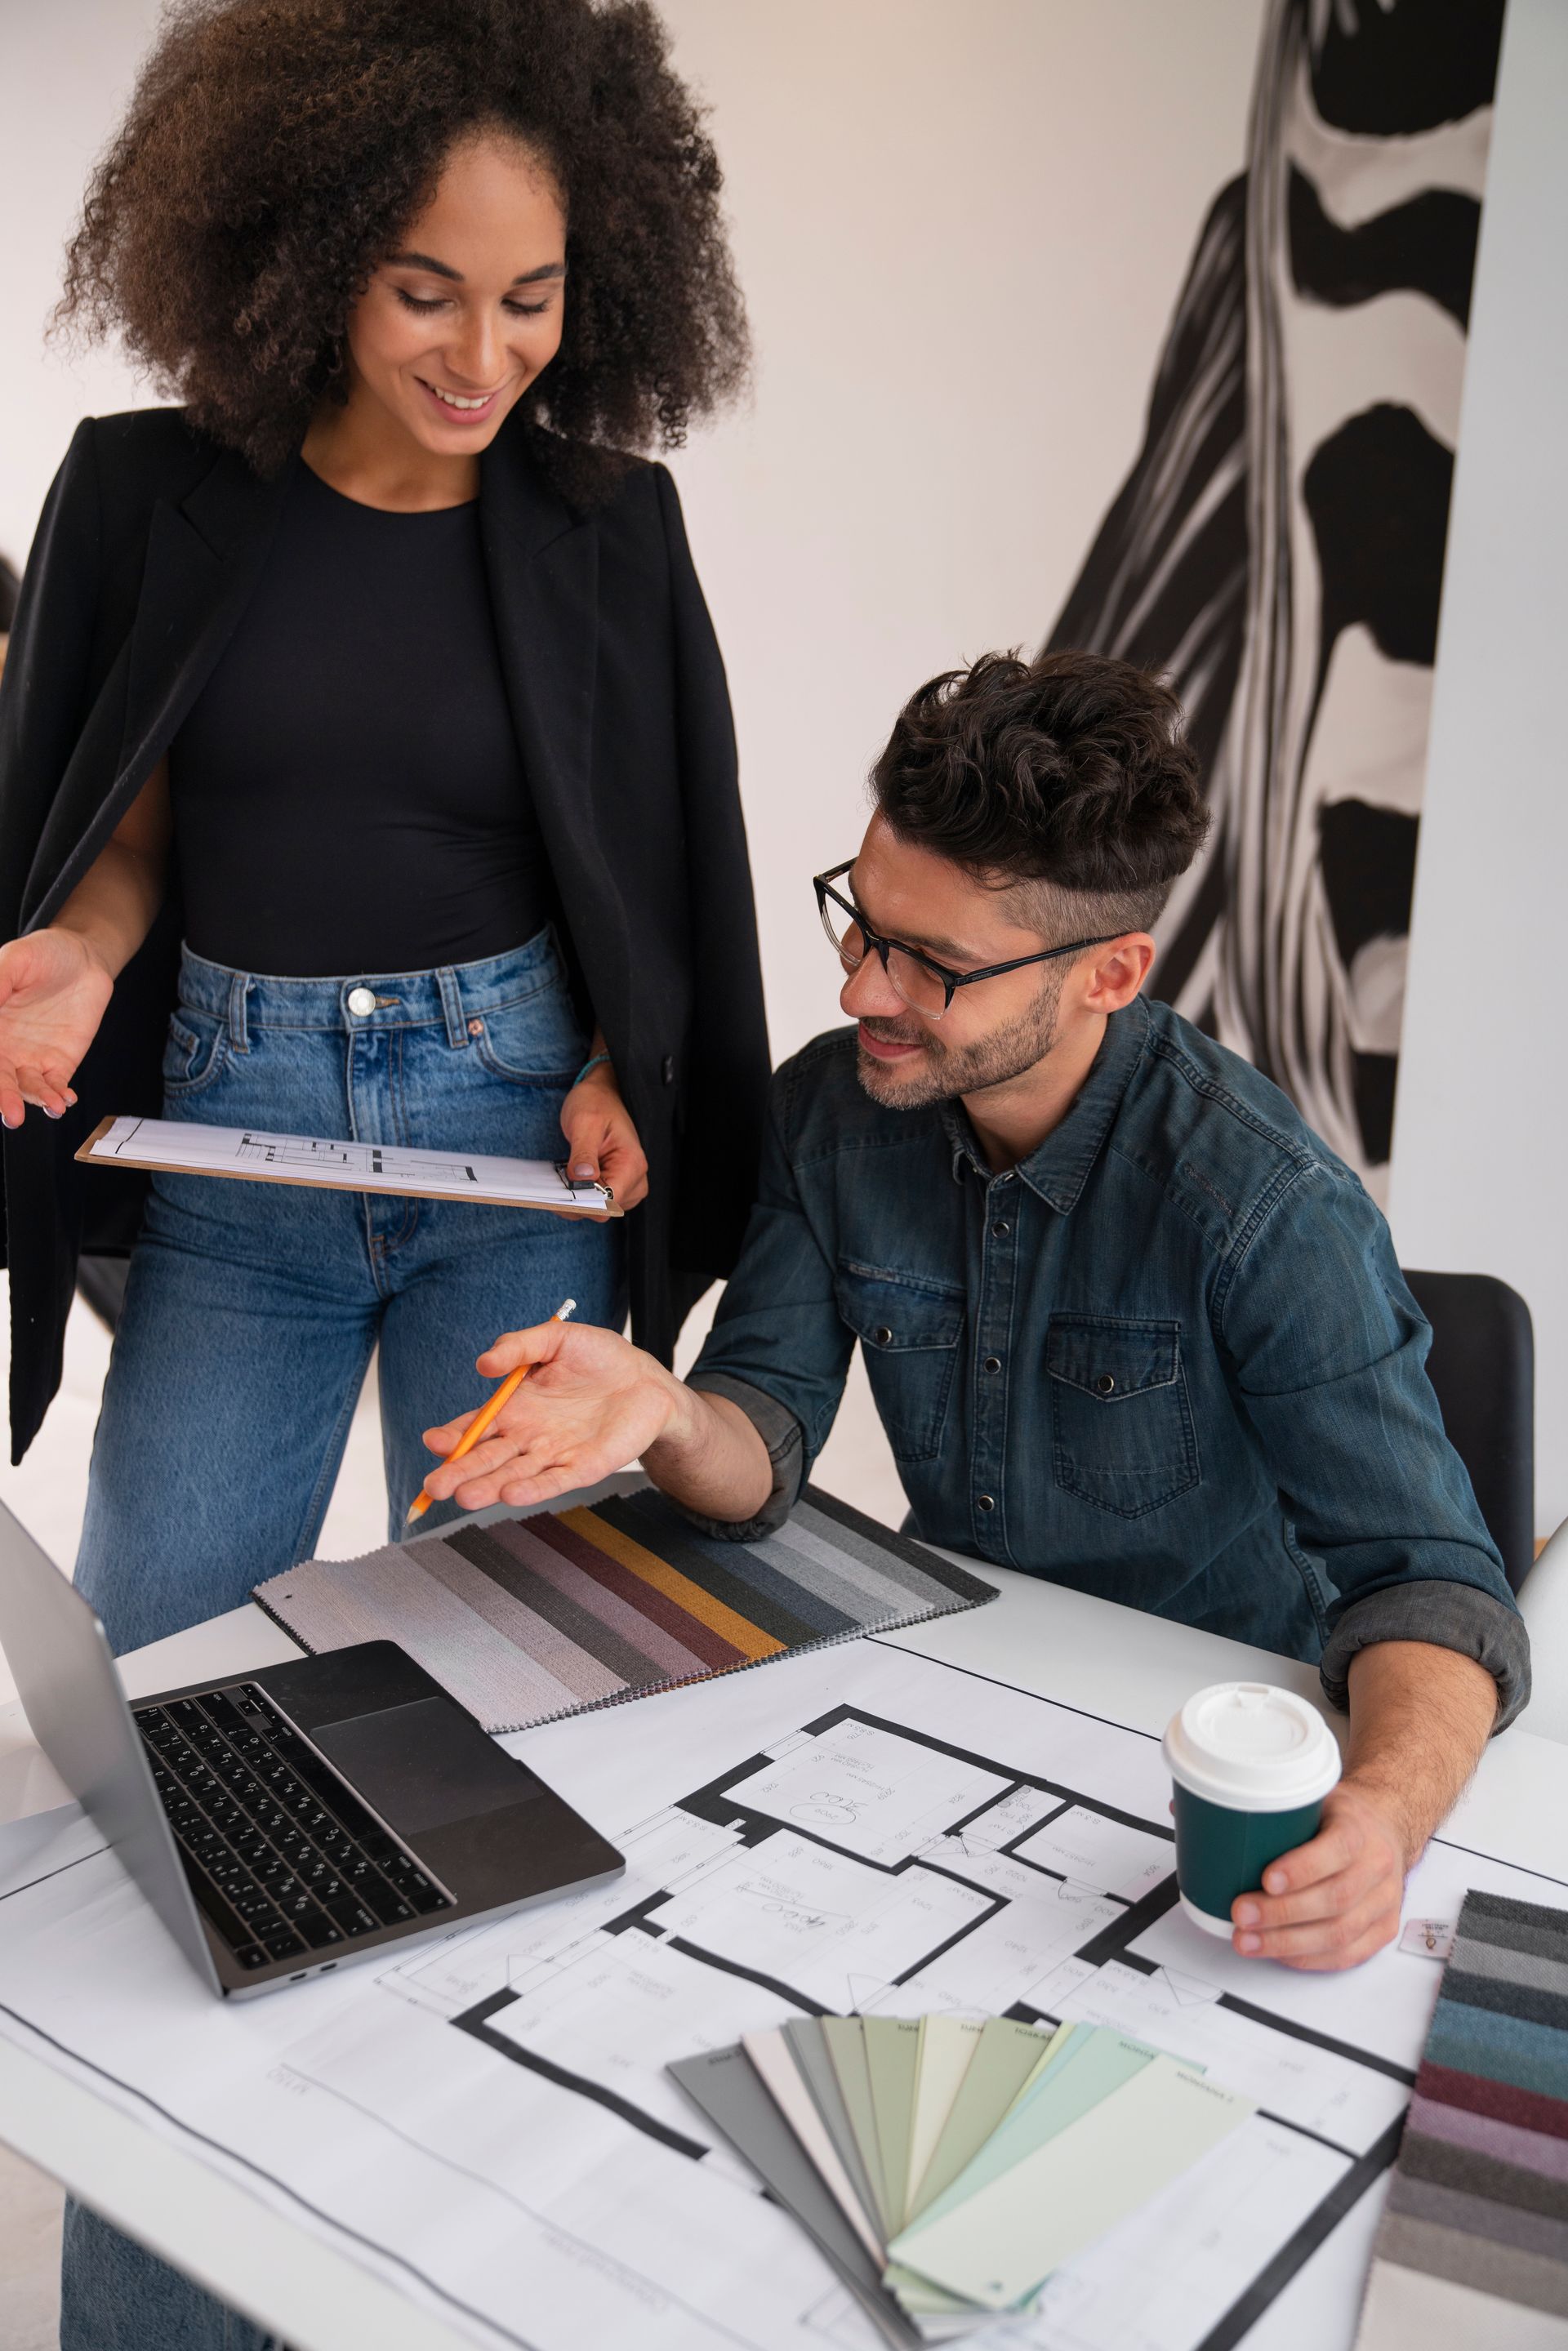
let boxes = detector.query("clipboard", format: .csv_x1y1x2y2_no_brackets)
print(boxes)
75,1115,622,1218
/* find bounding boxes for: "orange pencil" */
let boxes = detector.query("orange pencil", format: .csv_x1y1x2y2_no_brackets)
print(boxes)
406,1298,576,1524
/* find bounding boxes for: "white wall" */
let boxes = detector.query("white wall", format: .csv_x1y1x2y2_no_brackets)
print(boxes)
0,0,159,567
658,0,1264,1062
1387,0,1568,1543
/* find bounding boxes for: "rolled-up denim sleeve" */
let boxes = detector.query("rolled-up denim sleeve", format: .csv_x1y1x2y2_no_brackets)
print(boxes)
1220,1162,1530,1730
684,1064,856,1541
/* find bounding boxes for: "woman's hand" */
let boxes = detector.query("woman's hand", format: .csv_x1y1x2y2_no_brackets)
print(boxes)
559,1056,649,1211
0,928,115,1128
0,762,170,1129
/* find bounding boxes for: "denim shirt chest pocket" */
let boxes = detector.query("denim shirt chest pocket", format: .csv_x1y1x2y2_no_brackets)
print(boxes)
1046,1314,1199,1517
835,1262,964,1463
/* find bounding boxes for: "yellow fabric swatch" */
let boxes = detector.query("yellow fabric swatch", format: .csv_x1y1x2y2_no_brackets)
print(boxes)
563,1508,783,1661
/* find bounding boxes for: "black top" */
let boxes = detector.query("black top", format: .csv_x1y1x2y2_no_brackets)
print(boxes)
169,461,549,974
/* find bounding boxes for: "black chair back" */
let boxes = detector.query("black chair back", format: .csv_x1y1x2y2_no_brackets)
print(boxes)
1403,1269,1535,1594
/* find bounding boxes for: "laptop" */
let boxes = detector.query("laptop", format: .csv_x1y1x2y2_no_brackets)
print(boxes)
0,1501,625,1997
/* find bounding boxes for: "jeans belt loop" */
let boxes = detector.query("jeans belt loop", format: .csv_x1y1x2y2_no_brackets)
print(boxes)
227,971,251,1054
437,966,468,1050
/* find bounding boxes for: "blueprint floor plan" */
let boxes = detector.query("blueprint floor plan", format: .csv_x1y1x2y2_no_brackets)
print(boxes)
1,1637,1561,2350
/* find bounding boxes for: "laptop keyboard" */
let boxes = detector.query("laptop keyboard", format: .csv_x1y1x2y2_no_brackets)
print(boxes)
135,1684,454,1973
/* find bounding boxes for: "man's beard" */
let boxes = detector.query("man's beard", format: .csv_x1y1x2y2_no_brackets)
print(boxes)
855,969,1065,1110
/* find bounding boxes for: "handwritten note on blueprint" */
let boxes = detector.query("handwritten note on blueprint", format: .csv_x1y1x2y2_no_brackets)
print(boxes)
2,1639,1563,2351
78,1115,617,1213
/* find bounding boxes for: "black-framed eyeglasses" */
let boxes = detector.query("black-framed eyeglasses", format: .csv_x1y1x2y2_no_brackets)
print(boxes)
813,861,1121,1021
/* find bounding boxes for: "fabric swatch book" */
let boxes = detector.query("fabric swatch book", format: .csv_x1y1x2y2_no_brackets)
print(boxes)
252,1485,997,1736
671,2012,1254,2339
1355,1887,1568,2348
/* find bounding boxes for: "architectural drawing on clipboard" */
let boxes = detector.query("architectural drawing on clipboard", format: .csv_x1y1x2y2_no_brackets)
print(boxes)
76,1115,620,1214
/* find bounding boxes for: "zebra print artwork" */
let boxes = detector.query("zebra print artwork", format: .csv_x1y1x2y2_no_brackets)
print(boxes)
1048,0,1505,1196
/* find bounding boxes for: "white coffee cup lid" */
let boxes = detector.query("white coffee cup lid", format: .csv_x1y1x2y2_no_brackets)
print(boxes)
1163,1681,1342,1812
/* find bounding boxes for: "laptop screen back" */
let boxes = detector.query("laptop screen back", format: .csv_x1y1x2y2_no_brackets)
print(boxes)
0,1503,220,1992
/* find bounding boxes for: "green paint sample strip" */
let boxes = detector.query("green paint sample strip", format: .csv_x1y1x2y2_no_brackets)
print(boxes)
670,2011,1255,2335
891,2053,1253,2311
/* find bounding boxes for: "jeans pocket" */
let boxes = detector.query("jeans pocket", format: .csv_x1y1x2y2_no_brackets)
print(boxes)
471,972,586,1086
160,1009,230,1102
836,1261,964,1463
1048,1314,1199,1517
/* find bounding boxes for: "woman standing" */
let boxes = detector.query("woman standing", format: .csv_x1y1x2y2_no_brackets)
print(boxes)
0,0,768,1664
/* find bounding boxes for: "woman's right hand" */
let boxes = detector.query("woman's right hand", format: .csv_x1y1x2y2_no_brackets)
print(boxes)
0,928,115,1127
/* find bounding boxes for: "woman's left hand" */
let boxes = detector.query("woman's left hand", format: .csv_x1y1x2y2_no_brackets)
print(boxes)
560,1062,649,1212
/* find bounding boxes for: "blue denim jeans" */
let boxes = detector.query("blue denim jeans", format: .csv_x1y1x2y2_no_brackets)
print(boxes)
63,931,623,2351
60,2203,285,2351
75,930,624,1655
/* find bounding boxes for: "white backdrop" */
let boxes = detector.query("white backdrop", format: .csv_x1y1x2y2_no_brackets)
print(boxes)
1388,0,1568,1546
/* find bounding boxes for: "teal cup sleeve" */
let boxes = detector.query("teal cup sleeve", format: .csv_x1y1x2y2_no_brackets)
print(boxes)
1171,1782,1326,1927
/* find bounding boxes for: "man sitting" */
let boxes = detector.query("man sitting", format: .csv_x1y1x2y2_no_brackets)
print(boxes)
424,648,1527,1972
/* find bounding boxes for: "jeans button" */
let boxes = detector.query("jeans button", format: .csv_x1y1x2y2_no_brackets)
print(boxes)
347,986,376,1017
977,1494,996,1512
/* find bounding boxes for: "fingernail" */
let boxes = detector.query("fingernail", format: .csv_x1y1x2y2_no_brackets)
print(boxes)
44,1108,62,1121
1264,1871,1286,1894
2,1116,16,1131
571,1162,595,1178
1235,1902,1259,1927
1237,1933,1261,1955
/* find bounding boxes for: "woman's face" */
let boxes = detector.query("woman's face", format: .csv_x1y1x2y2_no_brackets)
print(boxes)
343,133,567,456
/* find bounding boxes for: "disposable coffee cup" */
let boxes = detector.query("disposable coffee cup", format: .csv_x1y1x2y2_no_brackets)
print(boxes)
1162,1682,1341,1939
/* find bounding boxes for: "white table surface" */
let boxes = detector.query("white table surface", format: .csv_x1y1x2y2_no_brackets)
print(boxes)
2,1555,1566,2351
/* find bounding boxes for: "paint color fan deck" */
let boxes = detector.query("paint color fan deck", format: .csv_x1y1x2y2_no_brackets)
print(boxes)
253,1485,996,1736
1356,1888,1568,2347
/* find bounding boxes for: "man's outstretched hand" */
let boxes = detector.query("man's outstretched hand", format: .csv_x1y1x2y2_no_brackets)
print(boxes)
421,1320,682,1515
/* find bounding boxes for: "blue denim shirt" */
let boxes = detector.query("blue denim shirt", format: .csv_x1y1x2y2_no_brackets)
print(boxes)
689,996,1528,1725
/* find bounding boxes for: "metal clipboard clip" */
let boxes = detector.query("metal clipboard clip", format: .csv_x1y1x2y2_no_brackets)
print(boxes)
554,1162,615,1209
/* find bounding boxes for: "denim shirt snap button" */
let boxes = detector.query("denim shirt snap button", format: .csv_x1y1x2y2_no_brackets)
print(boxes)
977,1494,996,1512
873,1325,893,1345
1095,1373,1116,1395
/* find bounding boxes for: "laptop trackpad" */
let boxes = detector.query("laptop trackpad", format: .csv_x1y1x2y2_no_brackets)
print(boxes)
313,1697,535,1837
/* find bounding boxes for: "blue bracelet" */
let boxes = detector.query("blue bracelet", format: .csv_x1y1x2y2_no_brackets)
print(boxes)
572,1052,612,1089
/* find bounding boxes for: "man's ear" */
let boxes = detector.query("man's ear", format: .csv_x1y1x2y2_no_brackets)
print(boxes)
1080,935,1156,1013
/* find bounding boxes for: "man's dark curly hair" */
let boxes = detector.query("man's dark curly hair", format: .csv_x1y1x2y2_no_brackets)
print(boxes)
58,0,748,496
871,648,1211,938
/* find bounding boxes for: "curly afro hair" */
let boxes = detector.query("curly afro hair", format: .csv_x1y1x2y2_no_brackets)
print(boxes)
59,0,749,496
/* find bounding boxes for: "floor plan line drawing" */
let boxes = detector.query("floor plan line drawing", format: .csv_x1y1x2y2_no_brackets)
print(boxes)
236,1134,482,1183
80,1116,612,1213
6,1640,1566,2351
0,1984,547,2351
421,1698,1414,2351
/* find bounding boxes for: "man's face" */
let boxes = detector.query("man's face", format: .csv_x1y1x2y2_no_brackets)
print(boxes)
836,817,1071,1110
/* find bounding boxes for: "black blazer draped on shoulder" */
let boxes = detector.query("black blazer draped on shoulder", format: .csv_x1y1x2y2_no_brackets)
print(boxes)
0,407,770,1460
